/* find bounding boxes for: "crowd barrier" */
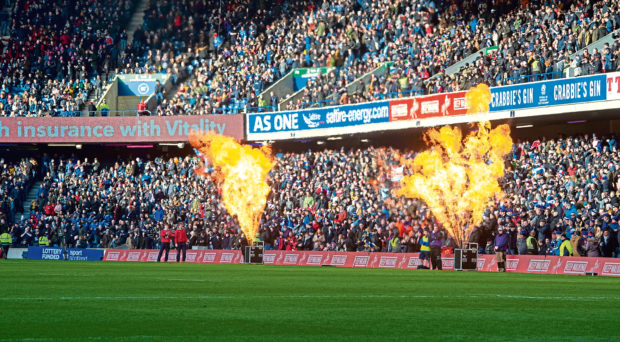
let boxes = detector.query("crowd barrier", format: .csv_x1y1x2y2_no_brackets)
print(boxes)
103,249,620,277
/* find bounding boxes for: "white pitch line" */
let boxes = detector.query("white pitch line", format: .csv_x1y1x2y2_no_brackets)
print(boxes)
0,294,615,301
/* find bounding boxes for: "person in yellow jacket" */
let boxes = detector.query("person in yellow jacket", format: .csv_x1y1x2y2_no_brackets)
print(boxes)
559,234,573,256
0,231,12,259
38,235,50,247
526,230,538,255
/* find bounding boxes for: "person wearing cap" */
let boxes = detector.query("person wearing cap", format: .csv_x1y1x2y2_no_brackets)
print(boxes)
586,231,600,257
494,226,509,272
174,224,188,262
559,234,573,256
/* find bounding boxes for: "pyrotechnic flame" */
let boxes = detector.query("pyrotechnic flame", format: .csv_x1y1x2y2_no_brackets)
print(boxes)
189,132,274,245
466,83,492,114
398,84,511,246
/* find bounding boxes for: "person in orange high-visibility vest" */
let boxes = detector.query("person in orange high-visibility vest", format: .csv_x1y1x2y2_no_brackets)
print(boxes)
157,225,173,262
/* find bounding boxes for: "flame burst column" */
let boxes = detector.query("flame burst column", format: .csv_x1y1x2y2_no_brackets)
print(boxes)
398,84,513,246
190,132,275,245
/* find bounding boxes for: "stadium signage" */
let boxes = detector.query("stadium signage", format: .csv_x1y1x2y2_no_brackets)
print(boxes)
103,249,620,276
27,247,103,261
489,74,607,111
247,101,390,138
246,72,620,141
0,115,244,143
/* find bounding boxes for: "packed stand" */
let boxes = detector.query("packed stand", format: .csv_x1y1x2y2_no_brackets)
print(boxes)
288,0,620,110
0,157,37,228
1,132,619,258
0,0,137,117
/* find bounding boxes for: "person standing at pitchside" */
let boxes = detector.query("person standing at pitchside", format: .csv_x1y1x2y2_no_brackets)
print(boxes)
494,226,509,272
175,224,188,262
157,224,173,262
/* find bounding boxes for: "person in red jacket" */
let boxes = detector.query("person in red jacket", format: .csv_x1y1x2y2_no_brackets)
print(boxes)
174,224,188,262
157,225,173,262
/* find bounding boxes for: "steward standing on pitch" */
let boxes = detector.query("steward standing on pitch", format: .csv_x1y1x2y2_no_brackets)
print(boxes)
494,226,509,272
175,224,188,262
157,225,173,262
0,230,11,259
429,226,443,270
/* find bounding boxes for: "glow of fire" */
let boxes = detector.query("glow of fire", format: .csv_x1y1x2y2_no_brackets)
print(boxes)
398,85,512,246
466,83,492,114
189,132,274,245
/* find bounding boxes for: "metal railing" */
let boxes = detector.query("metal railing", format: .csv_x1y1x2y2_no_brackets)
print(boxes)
500,71,564,85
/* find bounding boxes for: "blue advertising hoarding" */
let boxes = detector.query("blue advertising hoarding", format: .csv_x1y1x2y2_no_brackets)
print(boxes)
27,246,104,261
118,81,156,96
248,101,390,135
490,74,607,112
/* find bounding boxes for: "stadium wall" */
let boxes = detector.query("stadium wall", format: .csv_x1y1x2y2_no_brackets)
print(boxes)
103,249,620,277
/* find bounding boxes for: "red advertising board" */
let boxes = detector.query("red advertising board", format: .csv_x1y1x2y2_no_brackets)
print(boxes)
388,91,469,121
0,115,244,143
104,249,620,277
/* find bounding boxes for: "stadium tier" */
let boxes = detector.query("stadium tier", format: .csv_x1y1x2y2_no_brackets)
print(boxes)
1,132,619,259
0,0,618,117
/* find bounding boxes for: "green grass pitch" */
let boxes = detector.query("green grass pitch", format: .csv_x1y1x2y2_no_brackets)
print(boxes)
1,260,619,341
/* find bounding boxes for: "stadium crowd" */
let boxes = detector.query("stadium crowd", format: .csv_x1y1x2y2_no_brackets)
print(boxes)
1,132,619,258
0,0,136,117
1,0,618,117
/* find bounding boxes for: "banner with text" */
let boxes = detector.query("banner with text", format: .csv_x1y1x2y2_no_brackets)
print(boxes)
0,115,243,143
27,247,104,261
247,101,390,138
103,249,620,277
489,73,607,111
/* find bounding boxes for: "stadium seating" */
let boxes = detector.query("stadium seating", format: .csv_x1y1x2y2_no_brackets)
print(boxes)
2,133,619,257
2,0,617,117
0,0,137,117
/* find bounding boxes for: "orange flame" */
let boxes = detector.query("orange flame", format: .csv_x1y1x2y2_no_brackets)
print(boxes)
398,84,511,246
398,122,512,246
189,132,275,245
466,83,491,114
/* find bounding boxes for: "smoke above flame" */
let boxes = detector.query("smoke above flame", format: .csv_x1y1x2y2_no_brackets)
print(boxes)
398,84,512,246
189,132,275,245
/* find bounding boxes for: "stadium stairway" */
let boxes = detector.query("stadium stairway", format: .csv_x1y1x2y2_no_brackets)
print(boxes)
126,0,149,49
21,180,43,221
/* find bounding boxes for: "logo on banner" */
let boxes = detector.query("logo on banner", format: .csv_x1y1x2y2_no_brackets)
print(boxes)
353,256,369,267
477,258,486,270
421,100,439,115
146,252,159,262
407,257,421,268
505,259,519,271
442,258,455,269
263,253,276,264
379,256,398,268
391,104,408,118
186,252,197,263
220,253,234,263
107,252,120,261
453,97,467,111
137,82,150,95
127,252,141,262
302,114,320,128
307,254,323,265
284,254,299,264
203,252,216,263
563,261,588,274
601,262,620,276
331,255,347,266
527,259,551,272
